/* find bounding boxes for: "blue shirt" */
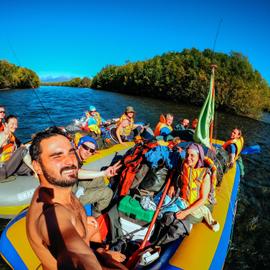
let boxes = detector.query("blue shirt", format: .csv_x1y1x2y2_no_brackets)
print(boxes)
227,144,237,154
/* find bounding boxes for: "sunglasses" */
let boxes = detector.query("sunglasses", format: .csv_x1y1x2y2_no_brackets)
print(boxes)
0,111,5,113
81,143,96,153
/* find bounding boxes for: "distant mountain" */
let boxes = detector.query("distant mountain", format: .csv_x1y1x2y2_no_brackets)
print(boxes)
40,76,73,83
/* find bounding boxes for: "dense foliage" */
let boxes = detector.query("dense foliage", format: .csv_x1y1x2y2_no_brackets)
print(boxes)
42,77,91,88
0,60,40,89
91,48,270,118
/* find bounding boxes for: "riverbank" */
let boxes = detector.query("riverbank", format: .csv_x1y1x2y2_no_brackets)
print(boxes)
91,49,270,119
0,60,40,90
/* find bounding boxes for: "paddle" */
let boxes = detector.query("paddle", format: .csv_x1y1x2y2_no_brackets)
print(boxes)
125,169,174,269
212,143,261,155
241,144,261,155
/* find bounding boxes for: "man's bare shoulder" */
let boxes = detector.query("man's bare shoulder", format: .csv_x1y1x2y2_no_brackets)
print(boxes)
27,188,79,236
41,203,77,225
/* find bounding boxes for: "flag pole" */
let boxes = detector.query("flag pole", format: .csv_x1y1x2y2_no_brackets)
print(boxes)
209,64,217,148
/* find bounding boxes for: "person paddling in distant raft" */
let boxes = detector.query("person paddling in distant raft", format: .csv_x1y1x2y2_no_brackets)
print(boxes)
0,105,6,132
223,128,244,168
83,105,107,136
115,106,143,144
73,134,121,216
190,118,198,131
26,127,127,270
154,113,174,138
174,118,190,131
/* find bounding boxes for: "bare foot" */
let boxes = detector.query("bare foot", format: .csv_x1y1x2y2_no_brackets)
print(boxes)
211,221,220,232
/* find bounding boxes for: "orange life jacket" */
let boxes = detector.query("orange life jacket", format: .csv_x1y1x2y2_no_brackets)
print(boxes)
119,142,157,196
154,114,173,136
0,133,16,162
0,122,4,132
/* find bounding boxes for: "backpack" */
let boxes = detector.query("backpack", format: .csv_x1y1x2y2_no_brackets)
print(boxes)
118,142,157,196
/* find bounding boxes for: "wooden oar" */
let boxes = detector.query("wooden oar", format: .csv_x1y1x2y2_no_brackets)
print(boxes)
125,169,174,269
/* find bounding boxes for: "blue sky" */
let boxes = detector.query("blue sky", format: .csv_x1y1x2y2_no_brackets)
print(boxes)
0,0,269,84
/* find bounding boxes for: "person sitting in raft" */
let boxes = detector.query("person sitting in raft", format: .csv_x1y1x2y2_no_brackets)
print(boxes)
223,128,244,168
168,143,219,232
83,105,107,135
0,105,6,132
174,117,197,140
190,118,198,131
115,106,143,144
0,115,33,181
26,127,127,270
73,134,121,216
174,118,190,131
154,113,174,138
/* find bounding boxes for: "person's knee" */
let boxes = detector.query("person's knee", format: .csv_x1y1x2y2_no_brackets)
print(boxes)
105,187,113,200
0,165,7,180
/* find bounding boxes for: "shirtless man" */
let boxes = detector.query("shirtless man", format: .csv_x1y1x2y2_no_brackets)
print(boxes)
26,127,126,270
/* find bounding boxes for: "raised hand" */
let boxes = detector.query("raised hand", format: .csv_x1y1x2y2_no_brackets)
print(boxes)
104,160,122,177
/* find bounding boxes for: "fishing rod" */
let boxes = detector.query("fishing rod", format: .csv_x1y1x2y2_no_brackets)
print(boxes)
126,169,175,268
5,34,56,126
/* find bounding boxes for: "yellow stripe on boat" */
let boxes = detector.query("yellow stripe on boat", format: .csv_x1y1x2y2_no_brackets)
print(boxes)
0,205,29,216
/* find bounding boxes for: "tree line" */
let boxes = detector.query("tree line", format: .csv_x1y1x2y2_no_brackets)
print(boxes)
0,60,40,89
42,77,92,88
91,48,270,119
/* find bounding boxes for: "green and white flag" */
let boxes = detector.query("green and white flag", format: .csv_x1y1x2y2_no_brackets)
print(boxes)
193,69,215,148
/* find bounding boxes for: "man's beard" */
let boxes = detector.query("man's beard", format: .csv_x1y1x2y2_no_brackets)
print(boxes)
40,161,78,187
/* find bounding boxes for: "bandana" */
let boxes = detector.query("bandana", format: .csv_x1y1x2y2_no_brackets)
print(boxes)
78,136,98,149
187,143,205,168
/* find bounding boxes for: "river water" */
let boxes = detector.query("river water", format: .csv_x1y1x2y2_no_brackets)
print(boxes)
0,86,269,269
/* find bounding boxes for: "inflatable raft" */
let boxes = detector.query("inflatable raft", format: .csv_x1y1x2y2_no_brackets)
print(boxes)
0,140,240,270
0,142,134,219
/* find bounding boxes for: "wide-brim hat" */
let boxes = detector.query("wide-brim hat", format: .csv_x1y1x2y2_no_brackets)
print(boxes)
125,106,135,113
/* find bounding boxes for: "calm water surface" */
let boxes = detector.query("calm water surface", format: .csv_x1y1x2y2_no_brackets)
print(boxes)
0,86,269,269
